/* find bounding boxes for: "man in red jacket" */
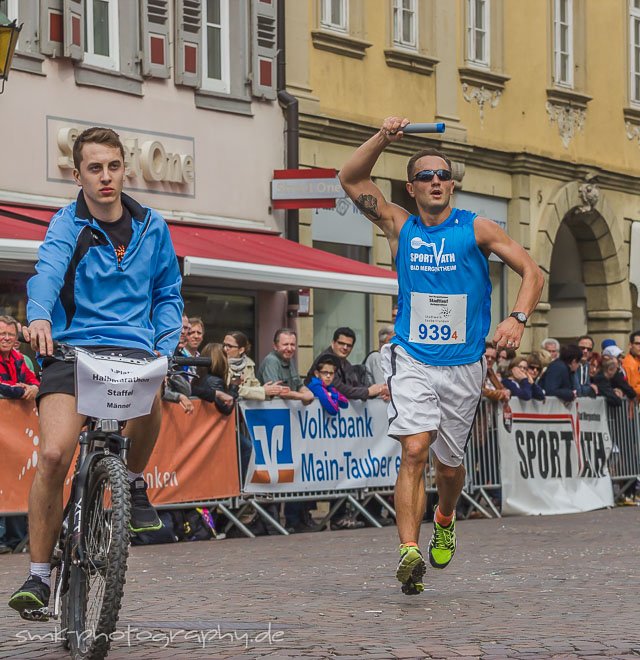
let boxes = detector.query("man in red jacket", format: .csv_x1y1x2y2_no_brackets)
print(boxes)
0,316,39,400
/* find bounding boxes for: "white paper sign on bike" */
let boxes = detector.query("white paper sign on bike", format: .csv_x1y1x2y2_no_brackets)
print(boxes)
240,399,401,493
75,351,167,421
498,397,614,515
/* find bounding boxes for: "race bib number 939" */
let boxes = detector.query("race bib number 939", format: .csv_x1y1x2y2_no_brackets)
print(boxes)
408,292,467,345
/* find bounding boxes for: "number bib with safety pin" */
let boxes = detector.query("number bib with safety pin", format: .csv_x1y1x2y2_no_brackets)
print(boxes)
408,292,467,344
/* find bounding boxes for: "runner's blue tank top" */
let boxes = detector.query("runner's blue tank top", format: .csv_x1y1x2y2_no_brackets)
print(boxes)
391,208,492,366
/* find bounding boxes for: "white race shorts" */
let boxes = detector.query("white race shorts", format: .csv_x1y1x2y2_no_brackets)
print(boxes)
381,343,486,467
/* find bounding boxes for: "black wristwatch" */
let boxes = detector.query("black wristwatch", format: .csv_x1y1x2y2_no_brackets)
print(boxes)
510,312,528,325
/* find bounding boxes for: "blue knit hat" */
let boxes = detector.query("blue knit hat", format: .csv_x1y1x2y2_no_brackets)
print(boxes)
601,338,616,350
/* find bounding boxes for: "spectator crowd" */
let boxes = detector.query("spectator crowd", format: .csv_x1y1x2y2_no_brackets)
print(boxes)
482,332,640,406
2,308,640,546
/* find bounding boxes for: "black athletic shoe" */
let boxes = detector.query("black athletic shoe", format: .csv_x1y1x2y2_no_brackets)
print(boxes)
129,477,162,532
8,575,50,621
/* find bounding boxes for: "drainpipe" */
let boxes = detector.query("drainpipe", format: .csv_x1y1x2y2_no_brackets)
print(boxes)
277,0,299,318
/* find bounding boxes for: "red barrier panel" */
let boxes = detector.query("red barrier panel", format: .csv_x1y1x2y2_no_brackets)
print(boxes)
0,399,239,514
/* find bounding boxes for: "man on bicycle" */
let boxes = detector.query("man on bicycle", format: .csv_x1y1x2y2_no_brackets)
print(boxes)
9,127,183,619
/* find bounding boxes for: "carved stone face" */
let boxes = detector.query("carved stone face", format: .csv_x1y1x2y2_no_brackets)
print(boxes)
577,180,600,213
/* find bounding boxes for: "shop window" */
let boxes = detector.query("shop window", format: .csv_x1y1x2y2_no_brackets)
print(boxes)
312,241,370,365
488,260,506,340
181,287,256,356
0,273,37,368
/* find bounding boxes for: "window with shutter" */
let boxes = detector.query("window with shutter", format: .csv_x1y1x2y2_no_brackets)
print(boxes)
141,0,170,78
63,0,84,61
1,0,43,74
39,0,63,57
175,0,202,87
251,0,277,100
83,0,120,70
201,0,230,93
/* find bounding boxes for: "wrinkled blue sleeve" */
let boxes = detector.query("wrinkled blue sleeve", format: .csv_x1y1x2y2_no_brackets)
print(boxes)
26,210,77,324
151,218,183,356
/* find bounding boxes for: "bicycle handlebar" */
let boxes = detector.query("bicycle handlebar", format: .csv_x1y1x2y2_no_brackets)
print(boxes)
17,331,212,369
172,356,212,368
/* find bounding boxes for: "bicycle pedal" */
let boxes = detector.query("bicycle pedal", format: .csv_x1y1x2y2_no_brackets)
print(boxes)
20,607,50,622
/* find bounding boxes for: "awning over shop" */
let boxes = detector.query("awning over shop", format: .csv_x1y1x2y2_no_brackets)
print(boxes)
0,205,49,263
0,204,397,295
170,224,397,295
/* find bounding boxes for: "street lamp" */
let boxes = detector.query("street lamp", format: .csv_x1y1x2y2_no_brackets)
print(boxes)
0,10,21,94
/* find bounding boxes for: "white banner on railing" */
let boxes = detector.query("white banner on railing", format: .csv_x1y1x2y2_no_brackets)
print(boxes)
499,397,614,515
240,399,401,493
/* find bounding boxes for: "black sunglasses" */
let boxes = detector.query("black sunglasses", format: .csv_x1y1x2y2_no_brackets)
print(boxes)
411,169,452,183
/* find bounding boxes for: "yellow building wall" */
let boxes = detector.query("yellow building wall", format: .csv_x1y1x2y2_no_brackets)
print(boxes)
288,0,640,356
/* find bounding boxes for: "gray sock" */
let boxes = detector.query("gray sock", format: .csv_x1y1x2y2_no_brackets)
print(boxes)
29,562,51,588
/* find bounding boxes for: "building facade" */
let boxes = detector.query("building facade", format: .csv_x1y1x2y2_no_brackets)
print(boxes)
285,0,640,359
0,0,398,365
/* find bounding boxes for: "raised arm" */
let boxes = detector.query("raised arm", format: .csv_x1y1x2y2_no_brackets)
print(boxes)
338,117,411,256
474,217,545,351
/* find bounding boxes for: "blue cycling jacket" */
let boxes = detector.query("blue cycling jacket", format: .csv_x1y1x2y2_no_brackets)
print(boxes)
27,191,183,356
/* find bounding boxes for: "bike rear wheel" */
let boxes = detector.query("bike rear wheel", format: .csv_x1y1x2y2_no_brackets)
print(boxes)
67,455,130,660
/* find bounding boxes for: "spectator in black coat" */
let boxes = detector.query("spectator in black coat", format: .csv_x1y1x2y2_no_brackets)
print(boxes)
540,344,582,402
306,327,387,401
192,343,237,415
575,335,598,397
592,355,637,406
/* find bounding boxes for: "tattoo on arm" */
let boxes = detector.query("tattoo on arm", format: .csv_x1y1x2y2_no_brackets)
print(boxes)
355,194,382,221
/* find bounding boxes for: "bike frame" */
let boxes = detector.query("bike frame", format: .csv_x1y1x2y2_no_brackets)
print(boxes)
51,418,130,621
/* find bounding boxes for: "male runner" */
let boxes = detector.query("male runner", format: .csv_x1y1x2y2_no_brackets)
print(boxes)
339,116,544,595
8,127,183,619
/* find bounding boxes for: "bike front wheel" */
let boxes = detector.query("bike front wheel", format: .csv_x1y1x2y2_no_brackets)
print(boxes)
67,455,130,660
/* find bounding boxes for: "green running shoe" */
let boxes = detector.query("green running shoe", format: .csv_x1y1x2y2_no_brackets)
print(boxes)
428,513,456,569
8,575,50,621
396,544,426,595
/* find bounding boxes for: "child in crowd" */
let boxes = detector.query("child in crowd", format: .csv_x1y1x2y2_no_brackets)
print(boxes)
191,343,237,415
307,354,349,415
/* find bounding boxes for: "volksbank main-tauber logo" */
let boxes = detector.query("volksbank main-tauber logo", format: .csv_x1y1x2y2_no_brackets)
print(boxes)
409,237,456,271
244,408,294,484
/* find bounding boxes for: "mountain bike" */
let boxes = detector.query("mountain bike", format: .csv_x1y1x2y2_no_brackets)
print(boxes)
28,343,208,660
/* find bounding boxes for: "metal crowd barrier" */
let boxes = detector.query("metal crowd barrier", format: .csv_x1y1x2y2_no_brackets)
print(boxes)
460,398,640,514
605,400,640,499
461,398,502,518
160,396,640,540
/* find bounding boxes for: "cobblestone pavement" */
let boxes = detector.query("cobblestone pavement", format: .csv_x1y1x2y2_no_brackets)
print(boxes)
0,507,638,660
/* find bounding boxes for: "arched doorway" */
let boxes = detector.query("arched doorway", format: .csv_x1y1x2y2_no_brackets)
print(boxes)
532,181,632,348
547,221,586,343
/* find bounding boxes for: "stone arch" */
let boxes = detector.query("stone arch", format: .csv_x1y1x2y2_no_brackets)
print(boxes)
531,181,631,347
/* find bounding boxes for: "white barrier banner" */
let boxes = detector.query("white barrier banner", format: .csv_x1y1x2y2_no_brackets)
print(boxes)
499,397,614,515
240,399,401,493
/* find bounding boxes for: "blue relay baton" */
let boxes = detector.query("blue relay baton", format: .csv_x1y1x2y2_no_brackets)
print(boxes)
401,122,446,134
